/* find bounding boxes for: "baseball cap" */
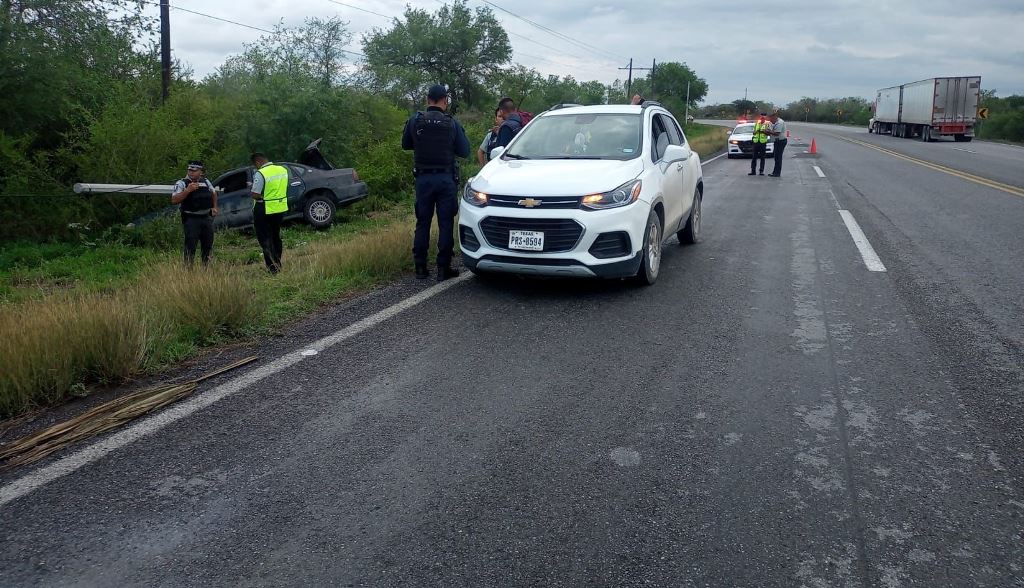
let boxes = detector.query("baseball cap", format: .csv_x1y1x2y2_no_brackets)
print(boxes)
187,160,204,170
427,84,449,101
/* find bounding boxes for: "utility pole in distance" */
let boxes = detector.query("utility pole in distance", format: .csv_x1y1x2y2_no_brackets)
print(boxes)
160,0,171,102
619,59,654,101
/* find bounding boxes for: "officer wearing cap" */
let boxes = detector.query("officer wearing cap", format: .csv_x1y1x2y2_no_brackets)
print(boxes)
170,160,218,266
401,84,471,281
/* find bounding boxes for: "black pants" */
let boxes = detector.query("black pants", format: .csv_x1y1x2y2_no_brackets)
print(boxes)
253,203,284,272
413,174,457,267
182,214,214,266
771,139,788,176
750,142,767,173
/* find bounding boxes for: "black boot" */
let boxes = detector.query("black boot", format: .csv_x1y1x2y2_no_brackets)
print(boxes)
415,263,429,279
437,265,460,281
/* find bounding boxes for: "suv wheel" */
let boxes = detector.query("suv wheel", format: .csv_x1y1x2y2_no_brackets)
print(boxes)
678,188,702,245
304,194,336,229
635,210,662,285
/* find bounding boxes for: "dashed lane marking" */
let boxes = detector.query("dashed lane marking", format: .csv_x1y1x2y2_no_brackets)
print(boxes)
838,210,887,272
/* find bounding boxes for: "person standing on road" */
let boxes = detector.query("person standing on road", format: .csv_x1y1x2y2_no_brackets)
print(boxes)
401,84,471,281
249,153,289,274
171,160,218,266
768,112,788,177
749,113,770,176
478,108,502,166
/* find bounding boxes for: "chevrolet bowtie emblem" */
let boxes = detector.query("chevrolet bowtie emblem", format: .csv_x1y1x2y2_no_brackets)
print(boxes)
518,198,542,208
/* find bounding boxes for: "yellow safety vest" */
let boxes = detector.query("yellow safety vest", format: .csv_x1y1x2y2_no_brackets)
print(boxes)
256,163,289,214
753,121,770,144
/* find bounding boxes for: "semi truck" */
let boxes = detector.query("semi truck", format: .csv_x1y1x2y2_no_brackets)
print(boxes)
868,76,981,142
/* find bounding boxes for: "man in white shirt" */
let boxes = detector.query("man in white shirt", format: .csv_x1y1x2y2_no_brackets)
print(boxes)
768,113,788,177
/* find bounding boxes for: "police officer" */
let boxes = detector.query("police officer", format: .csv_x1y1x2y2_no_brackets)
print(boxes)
249,152,289,274
171,160,218,266
749,112,770,176
401,84,471,281
767,112,788,177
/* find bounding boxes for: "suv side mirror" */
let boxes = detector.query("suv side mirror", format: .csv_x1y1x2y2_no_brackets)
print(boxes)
490,146,506,160
726,130,732,135
663,144,690,163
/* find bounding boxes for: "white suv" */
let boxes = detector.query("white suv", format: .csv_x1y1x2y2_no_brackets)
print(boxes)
459,103,704,285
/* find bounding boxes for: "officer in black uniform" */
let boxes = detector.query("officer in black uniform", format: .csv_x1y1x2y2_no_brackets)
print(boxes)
170,160,219,266
401,84,471,281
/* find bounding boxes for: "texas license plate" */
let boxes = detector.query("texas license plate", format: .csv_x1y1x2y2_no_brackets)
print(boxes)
509,230,544,251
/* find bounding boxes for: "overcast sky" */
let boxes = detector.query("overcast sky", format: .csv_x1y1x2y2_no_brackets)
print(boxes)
169,0,1024,105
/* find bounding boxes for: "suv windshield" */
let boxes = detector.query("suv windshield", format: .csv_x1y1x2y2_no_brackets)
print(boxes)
505,113,642,160
733,124,755,134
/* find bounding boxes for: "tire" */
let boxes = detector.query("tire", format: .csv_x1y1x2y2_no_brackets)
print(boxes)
678,187,702,245
962,136,973,142
727,154,736,159
303,194,336,229
635,209,663,285
921,126,931,142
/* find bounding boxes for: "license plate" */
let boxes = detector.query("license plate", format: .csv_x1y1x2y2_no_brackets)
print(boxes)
509,230,544,251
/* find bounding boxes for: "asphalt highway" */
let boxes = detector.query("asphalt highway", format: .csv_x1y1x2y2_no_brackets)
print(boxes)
2,126,1023,586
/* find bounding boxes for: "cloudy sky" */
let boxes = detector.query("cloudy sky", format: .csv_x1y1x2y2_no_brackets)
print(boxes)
168,0,1024,105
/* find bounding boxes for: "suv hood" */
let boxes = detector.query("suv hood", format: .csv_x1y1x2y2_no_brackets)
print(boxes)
471,158,644,196
298,138,333,170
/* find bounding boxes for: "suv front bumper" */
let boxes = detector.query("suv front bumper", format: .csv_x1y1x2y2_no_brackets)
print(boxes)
459,199,651,279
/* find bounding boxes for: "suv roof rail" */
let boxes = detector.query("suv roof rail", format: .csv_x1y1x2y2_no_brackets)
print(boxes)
549,103,584,110
640,101,665,109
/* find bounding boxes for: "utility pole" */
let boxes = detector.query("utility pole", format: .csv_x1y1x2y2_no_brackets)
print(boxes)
684,80,690,124
160,0,171,102
619,58,654,100
651,59,656,98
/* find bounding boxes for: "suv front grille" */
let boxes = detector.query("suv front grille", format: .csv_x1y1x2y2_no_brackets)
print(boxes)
479,217,584,253
486,195,581,210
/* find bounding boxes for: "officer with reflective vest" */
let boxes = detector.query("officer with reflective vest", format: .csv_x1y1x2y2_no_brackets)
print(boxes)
401,84,471,281
249,152,289,274
749,112,770,176
170,160,219,266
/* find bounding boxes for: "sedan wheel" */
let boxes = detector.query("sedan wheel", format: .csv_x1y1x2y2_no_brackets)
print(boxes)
304,195,336,230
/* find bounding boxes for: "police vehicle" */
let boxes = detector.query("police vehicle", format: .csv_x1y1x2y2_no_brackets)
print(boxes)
726,121,775,159
459,103,704,286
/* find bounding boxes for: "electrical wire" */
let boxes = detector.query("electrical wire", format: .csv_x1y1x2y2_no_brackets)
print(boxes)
478,0,626,62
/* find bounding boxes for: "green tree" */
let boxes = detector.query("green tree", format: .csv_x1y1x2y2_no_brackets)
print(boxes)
361,0,511,108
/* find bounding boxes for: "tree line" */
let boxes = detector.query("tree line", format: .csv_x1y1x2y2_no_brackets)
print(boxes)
0,0,709,242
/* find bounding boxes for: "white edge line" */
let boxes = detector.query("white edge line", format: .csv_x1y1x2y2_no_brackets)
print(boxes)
813,165,826,178
838,210,887,272
0,274,472,508
702,152,728,164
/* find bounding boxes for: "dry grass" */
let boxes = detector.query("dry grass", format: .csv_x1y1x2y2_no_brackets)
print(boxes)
0,217,421,418
688,126,730,158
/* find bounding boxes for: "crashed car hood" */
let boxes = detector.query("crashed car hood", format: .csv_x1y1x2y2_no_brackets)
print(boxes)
470,158,644,197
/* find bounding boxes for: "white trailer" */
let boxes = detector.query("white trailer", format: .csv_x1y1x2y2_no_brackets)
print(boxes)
869,76,981,142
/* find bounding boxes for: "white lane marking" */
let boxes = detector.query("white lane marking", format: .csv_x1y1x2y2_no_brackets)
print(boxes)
703,152,728,164
827,188,842,210
813,165,826,178
0,274,471,508
952,147,976,154
838,211,887,272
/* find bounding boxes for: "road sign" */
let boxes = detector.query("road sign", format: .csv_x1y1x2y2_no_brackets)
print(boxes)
978,107,989,119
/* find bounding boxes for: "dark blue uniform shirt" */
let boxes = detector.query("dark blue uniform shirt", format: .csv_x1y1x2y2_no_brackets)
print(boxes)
401,106,471,160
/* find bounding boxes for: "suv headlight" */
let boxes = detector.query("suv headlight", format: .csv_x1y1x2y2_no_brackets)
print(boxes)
463,184,488,207
581,179,642,210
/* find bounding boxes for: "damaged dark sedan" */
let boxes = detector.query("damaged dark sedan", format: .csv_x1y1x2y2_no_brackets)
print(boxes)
210,139,368,230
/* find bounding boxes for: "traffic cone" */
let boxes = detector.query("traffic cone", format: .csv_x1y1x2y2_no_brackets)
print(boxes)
809,138,817,154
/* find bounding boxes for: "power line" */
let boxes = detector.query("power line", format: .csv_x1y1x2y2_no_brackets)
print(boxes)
324,0,392,20
478,0,626,62
142,2,366,57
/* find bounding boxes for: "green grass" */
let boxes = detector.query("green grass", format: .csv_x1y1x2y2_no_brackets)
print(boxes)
0,199,421,418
